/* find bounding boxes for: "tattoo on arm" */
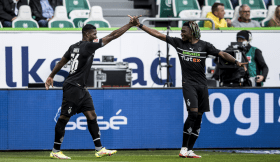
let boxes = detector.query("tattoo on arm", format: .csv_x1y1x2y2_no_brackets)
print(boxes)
49,57,69,78
102,24,132,45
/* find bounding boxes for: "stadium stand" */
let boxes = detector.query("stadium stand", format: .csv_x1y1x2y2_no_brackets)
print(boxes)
84,6,111,28
231,5,240,22
261,5,277,26
239,0,267,21
272,0,280,5
205,0,234,19
178,9,201,27
172,0,201,17
64,0,90,28
48,6,75,28
12,5,39,28
88,0,151,27
156,0,175,17
198,6,212,27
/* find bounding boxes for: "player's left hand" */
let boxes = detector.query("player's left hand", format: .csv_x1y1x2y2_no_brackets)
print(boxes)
236,62,248,71
45,77,53,90
256,75,264,83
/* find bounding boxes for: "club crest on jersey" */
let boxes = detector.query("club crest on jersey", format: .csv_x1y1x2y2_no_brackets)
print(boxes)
93,39,99,43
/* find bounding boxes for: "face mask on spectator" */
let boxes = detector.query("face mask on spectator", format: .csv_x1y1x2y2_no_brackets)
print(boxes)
242,41,249,47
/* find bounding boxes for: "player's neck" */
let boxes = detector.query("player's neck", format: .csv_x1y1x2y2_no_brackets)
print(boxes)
188,38,199,44
82,37,90,41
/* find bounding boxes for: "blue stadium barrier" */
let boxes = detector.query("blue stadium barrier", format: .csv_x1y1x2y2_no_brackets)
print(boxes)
0,88,279,150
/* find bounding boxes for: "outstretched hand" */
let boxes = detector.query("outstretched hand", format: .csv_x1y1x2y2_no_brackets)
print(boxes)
128,15,142,26
45,77,53,90
237,62,248,71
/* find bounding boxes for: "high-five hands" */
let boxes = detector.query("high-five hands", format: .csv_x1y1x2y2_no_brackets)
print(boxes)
128,15,142,26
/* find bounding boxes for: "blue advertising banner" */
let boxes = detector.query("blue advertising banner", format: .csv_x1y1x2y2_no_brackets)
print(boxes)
0,88,279,150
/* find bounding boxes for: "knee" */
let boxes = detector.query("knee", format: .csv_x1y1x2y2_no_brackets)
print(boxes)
186,111,198,122
86,111,97,120
59,115,70,121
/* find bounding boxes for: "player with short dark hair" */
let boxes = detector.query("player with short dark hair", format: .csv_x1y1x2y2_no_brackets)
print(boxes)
132,19,247,158
45,15,140,159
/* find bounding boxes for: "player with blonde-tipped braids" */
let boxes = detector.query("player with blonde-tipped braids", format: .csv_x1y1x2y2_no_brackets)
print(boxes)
132,19,247,158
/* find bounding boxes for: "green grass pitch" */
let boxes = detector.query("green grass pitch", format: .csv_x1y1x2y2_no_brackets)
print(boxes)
0,150,279,162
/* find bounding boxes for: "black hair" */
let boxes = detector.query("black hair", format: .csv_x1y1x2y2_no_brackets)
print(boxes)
183,21,190,27
82,24,96,35
212,2,224,13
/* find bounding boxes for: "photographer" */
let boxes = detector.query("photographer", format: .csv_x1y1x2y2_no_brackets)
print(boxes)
236,30,268,86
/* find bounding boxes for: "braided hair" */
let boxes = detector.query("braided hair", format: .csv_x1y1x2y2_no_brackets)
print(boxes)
183,21,201,40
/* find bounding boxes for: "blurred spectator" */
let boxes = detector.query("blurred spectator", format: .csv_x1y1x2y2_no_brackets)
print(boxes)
0,0,28,27
232,4,261,27
197,0,204,9
29,0,62,27
231,0,239,9
263,0,271,9
204,3,231,29
236,30,268,87
268,5,280,27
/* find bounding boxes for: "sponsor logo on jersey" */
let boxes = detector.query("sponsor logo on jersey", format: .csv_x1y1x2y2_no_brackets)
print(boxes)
180,55,201,62
93,39,99,43
182,51,200,56
247,56,251,63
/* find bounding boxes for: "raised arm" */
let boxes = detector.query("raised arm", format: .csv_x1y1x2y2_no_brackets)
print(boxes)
218,51,248,71
135,19,166,41
45,57,69,90
102,15,138,46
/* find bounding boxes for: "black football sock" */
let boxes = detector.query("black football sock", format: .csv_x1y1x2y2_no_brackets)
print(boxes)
188,114,202,150
182,111,198,148
87,119,102,150
53,118,68,151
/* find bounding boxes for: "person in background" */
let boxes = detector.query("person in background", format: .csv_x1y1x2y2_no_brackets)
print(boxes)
231,0,239,9
204,3,232,29
268,5,280,27
232,4,261,27
0,0,28,27
236,30,268,87
29,0,62,27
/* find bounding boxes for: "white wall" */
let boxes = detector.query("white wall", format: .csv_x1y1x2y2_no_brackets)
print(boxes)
0,30,279,88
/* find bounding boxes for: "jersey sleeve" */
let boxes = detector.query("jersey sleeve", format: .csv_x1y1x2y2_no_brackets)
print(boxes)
166,36,180,48
205,42,220,56
86,38,103,54
63,47,72,60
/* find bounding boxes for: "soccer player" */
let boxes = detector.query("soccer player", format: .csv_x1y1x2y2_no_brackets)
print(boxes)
132,19,247,158
45,16,139,159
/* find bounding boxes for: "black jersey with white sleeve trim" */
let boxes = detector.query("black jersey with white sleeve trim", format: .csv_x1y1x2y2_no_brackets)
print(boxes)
166,36,220,86
63,39,103,88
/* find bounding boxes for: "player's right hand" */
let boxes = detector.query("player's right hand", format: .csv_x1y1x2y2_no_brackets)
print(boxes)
128,15,142,26
45,77,53,90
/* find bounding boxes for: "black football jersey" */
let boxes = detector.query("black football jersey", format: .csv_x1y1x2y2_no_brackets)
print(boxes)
166,36,220,86
63,39,103,88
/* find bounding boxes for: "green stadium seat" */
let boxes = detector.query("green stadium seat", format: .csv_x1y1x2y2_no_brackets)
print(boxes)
272,0,280,5
156,0,174,17
12,5,39,28
172,0,201,17
84,6,111,28
261,5,277,26
239,0,267,22
178,10,201,27
63,0,90,17
63,0,90,27
205,0,234,19
48,6,75,28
